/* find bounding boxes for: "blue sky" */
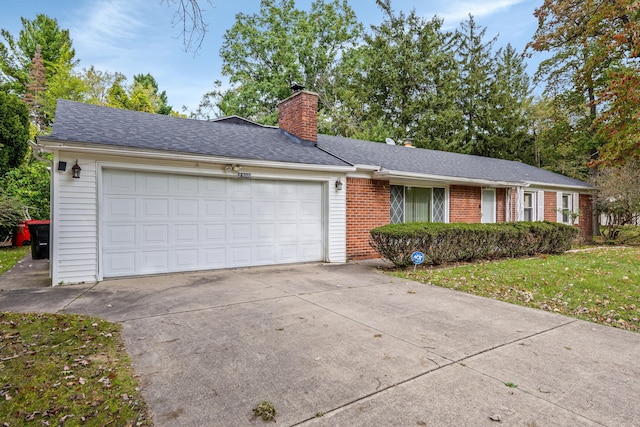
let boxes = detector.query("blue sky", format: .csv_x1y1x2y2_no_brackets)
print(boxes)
1,0,543,114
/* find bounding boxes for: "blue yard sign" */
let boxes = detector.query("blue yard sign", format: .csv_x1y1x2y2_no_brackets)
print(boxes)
411,251,425,265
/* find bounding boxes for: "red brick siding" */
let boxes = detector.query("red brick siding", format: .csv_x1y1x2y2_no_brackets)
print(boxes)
277,91,318,142
496,188,506,222
544,191,557,221
449,185,482,223
578,194,593,242
346,178,390,259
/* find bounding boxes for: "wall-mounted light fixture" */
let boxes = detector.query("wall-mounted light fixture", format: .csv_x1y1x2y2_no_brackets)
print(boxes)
71,160,81,179
224,164,243,173
335,178,343,191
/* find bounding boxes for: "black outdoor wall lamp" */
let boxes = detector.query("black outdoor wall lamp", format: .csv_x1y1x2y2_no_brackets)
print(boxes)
335,178,343,191
72,160,81,179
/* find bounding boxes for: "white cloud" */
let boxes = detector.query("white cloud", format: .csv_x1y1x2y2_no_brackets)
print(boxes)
70,0,151,57
430,0,527,27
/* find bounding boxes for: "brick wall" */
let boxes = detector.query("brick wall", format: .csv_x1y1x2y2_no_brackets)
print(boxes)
544,191,557,221
496,188,506,222
449,185,482,223
346,178,390,259
578,194,593,242
277,90,318,142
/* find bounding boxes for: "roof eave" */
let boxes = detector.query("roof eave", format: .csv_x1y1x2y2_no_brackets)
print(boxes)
36,137,356,173
372,169,526,188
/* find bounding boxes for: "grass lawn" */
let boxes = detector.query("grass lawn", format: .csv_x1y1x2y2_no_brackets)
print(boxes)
0,312,151,425
1,247,151,425
0,246,30,276
394,246,640,332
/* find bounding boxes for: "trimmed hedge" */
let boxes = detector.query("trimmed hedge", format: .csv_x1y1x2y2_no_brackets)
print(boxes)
370,221,579,267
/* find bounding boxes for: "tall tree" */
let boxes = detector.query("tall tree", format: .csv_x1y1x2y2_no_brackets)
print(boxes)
344,0,462,147
0,14,76,94
479,44,534,163
22,45,47,131
454,15,497,155
216,0,362,125
133,73,172,114
0,92,30,177
528,0,639,163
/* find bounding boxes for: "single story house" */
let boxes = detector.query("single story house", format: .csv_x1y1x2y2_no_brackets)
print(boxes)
37,90,593,285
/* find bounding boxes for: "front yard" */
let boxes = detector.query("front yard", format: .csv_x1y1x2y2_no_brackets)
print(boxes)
394,246,640,332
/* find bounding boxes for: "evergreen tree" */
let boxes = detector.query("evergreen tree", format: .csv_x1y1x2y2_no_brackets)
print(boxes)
454,15,497,155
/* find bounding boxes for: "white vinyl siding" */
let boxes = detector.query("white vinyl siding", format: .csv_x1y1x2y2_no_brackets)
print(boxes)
327,177,346,262
52,156,99,285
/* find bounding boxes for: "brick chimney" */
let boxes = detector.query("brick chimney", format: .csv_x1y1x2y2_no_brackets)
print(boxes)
278,86,318,143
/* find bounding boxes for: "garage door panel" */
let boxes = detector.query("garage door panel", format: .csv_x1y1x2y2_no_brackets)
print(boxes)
278,223,298,241
229,223,251,241
202,248,226,267
229,200,251,217
255,223,276,241
105,170,136,192
278,244,298,262
105,198,136,219
176,199,199,218
174,249,198,269
104,225,136,246
299,222,322,240
228,180,251,197
141,225,169,245
175,175,199,193
102,170,324,277
229,246,252,266
141,174,170,193
254,200,276,219
254,245,276,264
175,224,199,244
299,242,323,260
203,224,226,242
142,198,169,218
203,200,226,218
278,201,298,218
105,251,136,275
141,250,169,271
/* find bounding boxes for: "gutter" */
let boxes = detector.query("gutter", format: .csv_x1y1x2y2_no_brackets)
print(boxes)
373,169,526,188
36,137,356,173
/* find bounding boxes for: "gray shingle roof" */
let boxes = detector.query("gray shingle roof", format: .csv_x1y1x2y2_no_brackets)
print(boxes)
317,135,592,189
46,100,350,167
46,99,591,189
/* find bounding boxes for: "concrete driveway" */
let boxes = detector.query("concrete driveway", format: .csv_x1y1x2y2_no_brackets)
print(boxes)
1,260,639,426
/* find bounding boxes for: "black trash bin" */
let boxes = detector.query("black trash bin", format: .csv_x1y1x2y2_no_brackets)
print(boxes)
28,220,50,260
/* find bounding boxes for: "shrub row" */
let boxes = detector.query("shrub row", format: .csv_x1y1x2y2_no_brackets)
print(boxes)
370,221,579,267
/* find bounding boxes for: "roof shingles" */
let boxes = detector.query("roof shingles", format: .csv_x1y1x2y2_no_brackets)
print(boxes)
46,100,591,189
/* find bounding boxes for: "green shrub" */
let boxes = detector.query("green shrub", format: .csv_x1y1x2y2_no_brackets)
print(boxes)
370,221,579,267
0,193,25,240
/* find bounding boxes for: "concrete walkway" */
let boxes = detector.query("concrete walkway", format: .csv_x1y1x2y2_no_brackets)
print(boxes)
1,259,639,426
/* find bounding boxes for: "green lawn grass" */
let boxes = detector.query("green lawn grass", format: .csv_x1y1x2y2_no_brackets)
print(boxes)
0,246,30,276
0,312,151,425
394,247,640,332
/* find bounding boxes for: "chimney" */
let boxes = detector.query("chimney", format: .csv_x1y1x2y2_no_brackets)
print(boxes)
278,85,318,143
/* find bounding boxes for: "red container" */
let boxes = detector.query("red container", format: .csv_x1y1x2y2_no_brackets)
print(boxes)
12,221,31,247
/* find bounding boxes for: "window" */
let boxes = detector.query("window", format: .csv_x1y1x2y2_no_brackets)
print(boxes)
562,193,571,224
557,192,578,225
523,192,534,221
390,185,445,224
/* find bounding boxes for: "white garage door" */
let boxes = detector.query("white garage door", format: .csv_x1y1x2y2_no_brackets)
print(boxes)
101,169,324,277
